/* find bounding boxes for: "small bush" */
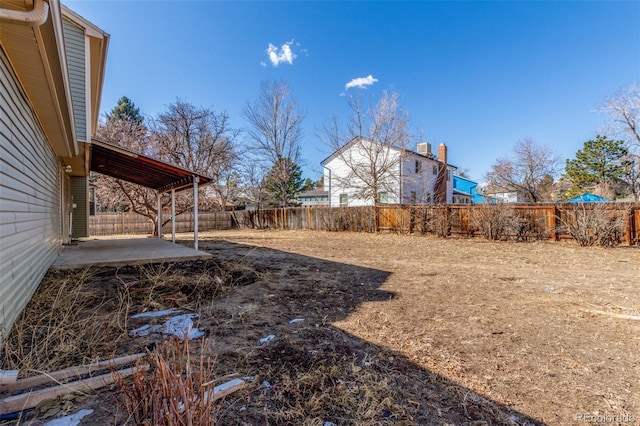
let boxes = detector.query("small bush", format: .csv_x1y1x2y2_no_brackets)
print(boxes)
470,204,519,241
560,203,625,247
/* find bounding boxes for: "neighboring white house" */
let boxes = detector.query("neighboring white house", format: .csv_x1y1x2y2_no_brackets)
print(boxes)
321,139,455,207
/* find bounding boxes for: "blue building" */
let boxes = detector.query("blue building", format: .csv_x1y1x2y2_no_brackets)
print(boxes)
452,176,495,204
566,193,609,203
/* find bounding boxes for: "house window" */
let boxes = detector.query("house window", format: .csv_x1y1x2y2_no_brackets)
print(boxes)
410,191,416,204
339,193,348,206
415,160,422,174
432,164,438,175
378,192,389,204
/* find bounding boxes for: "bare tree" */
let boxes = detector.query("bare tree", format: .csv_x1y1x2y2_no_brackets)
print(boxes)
600,82,640,201
600,82,640,148
94,97,149,213
243,80,305,207
485,138,562,203
151,100,240,211
321,91,412,205
94,99,240,234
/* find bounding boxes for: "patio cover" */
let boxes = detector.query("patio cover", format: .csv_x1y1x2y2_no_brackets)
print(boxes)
89,139,212,248
90,139,211,192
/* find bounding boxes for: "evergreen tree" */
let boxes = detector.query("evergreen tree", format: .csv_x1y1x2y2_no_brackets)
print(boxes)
564,135,629,198
265,157,304,207
107,96,144,125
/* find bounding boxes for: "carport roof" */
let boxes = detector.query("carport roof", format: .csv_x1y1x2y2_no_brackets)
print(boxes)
90,139,212,193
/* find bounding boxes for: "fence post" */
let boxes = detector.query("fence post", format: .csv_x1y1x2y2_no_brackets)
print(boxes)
625,207,634,246
444,206,451,237
551,205,559,241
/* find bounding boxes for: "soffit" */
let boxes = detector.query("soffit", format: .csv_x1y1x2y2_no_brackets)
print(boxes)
1,0,77,157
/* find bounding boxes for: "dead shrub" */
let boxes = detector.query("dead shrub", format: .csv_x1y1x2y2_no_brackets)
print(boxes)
116,338,221,426
559,203,626,247
413,206,450,237
470,204,520,241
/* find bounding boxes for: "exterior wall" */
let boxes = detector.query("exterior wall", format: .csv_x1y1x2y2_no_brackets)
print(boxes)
324,144,401,207
62,18,87,142
70,176,89,237
401,155,439,204
0,48,63,338
324,143,454,206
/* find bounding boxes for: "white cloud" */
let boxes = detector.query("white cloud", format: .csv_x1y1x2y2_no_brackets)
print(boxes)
260,61,267,68
267,40,296,66
345,75,379,89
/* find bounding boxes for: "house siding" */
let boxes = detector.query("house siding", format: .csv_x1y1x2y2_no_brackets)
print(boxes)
70,176,89,238
324,143,454,206
62,18,86,142
0,48,62,338
324,140,403,206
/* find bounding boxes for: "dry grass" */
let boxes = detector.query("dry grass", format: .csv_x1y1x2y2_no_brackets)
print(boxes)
1,268,131,375
3,229,638,425
116,338,221,426
0,259,259,379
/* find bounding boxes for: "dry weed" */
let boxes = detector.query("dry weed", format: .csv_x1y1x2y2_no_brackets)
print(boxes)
1,268,131,375
116,338,222,426
0,260,258,380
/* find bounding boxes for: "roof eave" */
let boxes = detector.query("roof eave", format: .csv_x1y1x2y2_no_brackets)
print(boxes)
1,0,77,157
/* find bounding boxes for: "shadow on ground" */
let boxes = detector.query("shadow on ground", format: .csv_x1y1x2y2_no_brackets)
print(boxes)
188,239,544,425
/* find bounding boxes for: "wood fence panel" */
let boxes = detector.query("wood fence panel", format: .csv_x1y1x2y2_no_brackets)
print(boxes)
90,212,234,236
92,205,639,246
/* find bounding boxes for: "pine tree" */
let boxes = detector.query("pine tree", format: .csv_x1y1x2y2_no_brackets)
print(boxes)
564,135,629,198
107,96,144,125
265,157,304,207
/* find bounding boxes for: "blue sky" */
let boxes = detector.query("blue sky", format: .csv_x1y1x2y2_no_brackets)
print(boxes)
65,0,640,183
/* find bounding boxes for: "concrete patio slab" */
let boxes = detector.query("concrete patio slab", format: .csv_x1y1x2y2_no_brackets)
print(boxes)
52,238,212,270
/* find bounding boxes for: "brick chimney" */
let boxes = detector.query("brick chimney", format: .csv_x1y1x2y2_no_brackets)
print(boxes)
438,143,447,165
434,143,448,204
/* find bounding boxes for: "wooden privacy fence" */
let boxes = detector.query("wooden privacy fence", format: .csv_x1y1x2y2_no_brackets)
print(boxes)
90,205,640,246
89,212,235,236
235,204,640,246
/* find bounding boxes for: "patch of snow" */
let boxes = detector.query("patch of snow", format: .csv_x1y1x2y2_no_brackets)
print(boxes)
263,380,271,389
131,308,181,319
129,323,162,337
259,334,275,344
163,314,204,340
289,318,304,324
44,409,93,426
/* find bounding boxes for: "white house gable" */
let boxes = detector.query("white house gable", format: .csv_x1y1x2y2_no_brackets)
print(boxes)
322,139,455,206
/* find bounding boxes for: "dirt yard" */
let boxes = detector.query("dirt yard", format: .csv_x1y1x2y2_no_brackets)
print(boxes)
2,230,639,425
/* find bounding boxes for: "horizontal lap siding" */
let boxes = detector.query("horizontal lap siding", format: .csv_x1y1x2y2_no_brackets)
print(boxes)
0,48,61,340
71,176,88,238
62,18,86,141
